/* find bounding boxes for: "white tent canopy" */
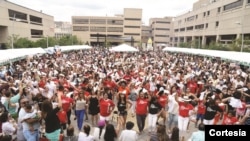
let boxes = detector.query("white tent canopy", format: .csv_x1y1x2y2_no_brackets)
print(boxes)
109,44,139,52
44,45,92,54
0,47,46,64
163,47,250,65
60,45,92,52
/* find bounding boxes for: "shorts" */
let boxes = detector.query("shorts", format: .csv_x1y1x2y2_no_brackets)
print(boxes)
196,114,204,121
119,111,127,116
100,115,110,121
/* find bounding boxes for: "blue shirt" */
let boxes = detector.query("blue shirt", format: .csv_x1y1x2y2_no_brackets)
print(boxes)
190,131,205,141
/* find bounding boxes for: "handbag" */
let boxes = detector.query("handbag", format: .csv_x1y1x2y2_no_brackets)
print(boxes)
57,110,67,124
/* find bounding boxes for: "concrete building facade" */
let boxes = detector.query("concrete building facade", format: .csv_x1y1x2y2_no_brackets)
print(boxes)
0,0,54,46
172,0,250,48
54,21,72,39
72,8,142,47
149,17,173,48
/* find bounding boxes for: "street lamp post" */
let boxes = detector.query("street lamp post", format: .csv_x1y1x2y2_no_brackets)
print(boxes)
46,36,49,48
235,22,244,52
11,14,16,50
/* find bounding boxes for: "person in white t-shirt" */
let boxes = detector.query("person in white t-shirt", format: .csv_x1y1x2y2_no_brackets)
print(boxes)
92,120,106,141
119,121,138,141
78,124,94,141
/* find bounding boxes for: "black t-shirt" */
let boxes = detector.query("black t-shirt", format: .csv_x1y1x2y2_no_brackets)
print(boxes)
117,101,126,112
45,107,61,133
148,102,162,114
204,103,223,120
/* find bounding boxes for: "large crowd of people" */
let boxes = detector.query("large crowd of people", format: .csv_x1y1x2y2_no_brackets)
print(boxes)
0,48,250,141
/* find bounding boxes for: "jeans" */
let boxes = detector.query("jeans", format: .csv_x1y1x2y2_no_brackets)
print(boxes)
23,129,39,141
76,109,85,130
148,113,158,132
168,113,178,128
136,114,147,132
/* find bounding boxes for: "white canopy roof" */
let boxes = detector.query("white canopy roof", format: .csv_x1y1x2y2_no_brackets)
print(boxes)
0,47,46,64
60,45,92,52
163,47,250,65
109,44,139,52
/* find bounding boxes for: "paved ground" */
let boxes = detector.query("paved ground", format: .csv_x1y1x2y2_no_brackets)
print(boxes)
70,109,198,141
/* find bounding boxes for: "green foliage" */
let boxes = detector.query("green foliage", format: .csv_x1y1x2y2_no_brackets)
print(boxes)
6,35,82,49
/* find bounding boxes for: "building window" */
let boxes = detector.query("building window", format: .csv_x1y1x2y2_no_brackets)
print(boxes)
107,27,123,32
31,29,43,38
203,12,206,17
155,35,169,37
248,0,250,3
207,11,210,16
217,7,221,13
30,15,42,25
124,26,140,28
195,24,204,29
215,21,219,27
90,19,106,24
196,15,198,19
73,26,89,31
90,26,106,32
107,20,123,25
8,9,28,22
124,33,140,36
156,21,170,24
180,28,185,32
155,28,170,30
187,16,195,21
206,23,208,28
174,29,179,32
223,0,243,11
124,18,141,21
73,19,89,24
186,26,193,31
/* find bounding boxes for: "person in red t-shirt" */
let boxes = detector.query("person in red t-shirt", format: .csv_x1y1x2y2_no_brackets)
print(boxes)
156,90,168,124
187,78,198,95
61,90,74,129
103,76,118,90
135,89,149,133
99,92,115,123
222,111,238,125
118,80,130,98
176,96,194,134
195,100,206,127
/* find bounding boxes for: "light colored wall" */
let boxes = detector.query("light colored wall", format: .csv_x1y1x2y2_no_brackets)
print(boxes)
0,0,54,43
173,0,250,45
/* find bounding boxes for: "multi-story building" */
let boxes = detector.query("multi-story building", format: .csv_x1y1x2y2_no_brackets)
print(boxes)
172,0,250,48
72,8,142,47
54,21,72,38
0,0,54,46
141,25,152,49
149,17,173,48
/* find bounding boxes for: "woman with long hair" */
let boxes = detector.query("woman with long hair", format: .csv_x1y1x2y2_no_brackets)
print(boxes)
75,92,87,131
150,124,170,141
148,96,163,133
104,124,117,141
88,90,100,126
117,91,132,128
99,92,115,123
135,88,150,134
41,85,62,141
170,126,180,141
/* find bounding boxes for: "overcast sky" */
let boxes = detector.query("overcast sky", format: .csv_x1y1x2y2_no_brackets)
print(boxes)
8,0,198,25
